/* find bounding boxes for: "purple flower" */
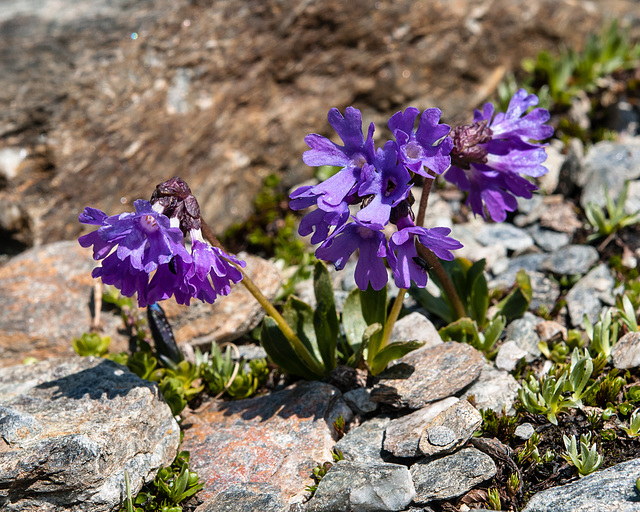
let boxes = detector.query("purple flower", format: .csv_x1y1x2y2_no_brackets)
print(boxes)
299,107,376,209
183,240,245,305
79,200,187,273
356,141,412,226
445,89,553,221
315,219,388,291
389,107,453,177
79,199,244,307
387,224,463,289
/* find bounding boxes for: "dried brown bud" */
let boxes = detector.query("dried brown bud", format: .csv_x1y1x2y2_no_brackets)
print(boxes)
150,176,201,232
450,120,493,170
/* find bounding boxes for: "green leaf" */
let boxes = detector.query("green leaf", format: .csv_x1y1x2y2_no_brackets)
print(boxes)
360,285,387,364
495,269,532,321
282,296,319,357
313,262,339,371
361,322,383,372
482,315,507,353
439,317,481,346
370,340,425,376
260,316,323,378
408,285,454,324
468,259,489,327
342,288,368,350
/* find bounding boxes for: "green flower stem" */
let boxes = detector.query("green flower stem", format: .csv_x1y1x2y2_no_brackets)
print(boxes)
380,288,407,350
415,174,466,320
200,220,325,376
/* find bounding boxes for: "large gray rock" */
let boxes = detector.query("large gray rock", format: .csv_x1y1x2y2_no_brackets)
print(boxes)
0,357,180,512
370,342,484,409
522,458,640,512
410,448,497,503
0,0,625,251
305,460,416,512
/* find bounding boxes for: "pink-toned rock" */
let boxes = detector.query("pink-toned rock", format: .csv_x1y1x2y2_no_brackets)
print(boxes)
180,381,352,503
0,241,129,366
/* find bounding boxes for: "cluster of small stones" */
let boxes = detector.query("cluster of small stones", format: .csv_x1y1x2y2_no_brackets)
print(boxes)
1,131,640,511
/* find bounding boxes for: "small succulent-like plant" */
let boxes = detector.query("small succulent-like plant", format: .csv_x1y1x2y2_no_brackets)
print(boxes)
508,472,521,494
618,294,639,332
584,309,619,360
516,431,542,465
305,449,344,495
121,451,203,512
585,181,640,249
72,332,111,357
567,348,595,405
562,433,603,477
621,409,640,437
200,343,268,400
518,370,576,425
478,408,518,441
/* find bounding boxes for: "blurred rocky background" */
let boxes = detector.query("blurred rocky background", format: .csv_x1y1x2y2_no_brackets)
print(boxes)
0,0,638,256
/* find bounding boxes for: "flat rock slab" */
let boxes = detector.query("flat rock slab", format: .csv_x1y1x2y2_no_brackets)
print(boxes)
180,381,350,503
0,357,179,512
383,398,458,458
155,253,281,348
194,483,286,512
0,241,130,366
370,342,484,409
540,245,599,276
335,417,390,463
461,364,520,415
522,458,640,512
410,448,497,503
0,242,279,365
305,460,416,512
418,400,482,457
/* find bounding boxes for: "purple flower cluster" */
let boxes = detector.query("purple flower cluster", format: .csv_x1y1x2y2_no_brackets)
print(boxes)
290,107,462,291
292,90,552,290
445,89,554,222
79,180,244,307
